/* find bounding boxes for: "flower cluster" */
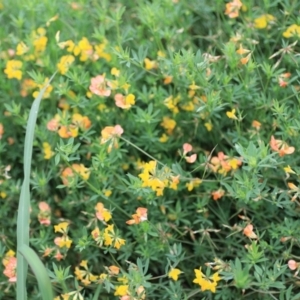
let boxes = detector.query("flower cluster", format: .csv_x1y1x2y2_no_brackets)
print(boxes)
138,160,180,196
2,250,17,282
91,224,126,250
54,222,73,249
61,164,90,186
100,125,124,152
74,260,98,286
269,135,295,157
209,152,242,175
47,113,91,139
126,207,148,225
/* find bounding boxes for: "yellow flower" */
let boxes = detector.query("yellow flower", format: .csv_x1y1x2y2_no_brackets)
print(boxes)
57,55,75,75
186,178,202,191
204,121,213,131
4,60,23,80
32,77,53,99
46,14,59,27
114,285,129,296
54,222,69,233
95,202,112,222
16,42,29,56
43,142,54,159
157,50,166,58
283,24,300,38
181,101,194,111
254,14,275,29
228,158,241,170
144,58,157,70
126,94,136,107
284,165,295,174
111,67,120,77
189,81,200,90
159,133,169,143
77,37,93,61
94,42,111,61
160,116,176,134
193,268,221,293
103,189,112,197
168,268,182,281
122,83,131,93
32,27,48,54
58,40,75,52
72,164,90,181
164,95,180,114
114,237,126,250
226,109,238,120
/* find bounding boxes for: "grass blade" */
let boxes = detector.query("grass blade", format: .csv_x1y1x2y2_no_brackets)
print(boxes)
17,73,56,300
19,245,54,300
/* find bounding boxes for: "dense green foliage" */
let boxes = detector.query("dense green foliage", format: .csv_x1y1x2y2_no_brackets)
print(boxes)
1,0,300,299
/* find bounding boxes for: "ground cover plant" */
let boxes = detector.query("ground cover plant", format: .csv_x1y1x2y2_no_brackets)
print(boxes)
1,0,300,299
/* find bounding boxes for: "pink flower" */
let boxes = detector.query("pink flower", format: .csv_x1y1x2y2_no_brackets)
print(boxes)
288,259,299,270
39,201,50,211
270,135,295,157
38,201,51,226
182,143,197,163
47,118,59,131
183,143,193,155
114,93,135,109
89,75,111,97
186,154,197,163
101,125,124,142
3,257,17,282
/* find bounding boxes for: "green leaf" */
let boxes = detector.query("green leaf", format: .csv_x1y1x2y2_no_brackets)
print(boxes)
18,245,54,300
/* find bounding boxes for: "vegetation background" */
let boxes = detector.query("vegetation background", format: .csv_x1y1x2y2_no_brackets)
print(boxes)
1,0,300,299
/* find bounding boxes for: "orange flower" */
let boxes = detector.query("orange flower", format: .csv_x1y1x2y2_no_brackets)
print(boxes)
252,120,261,130
270,135,295,157
54,250,64,261
240,53,251,65
101,125,123,143
287,182,298,190
278,73,291,88
163,76,173,85
243,224,258,239
47,117,60,131
100,125,124,152
225,0,243,18
108,265,120,275
126,207,148,225
72,113,91,130
208,152,242,175
236,44,250,55
211,189,225,201
95,202,112,222
0,123,4,139
89,75,111,97
61,164,90,185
